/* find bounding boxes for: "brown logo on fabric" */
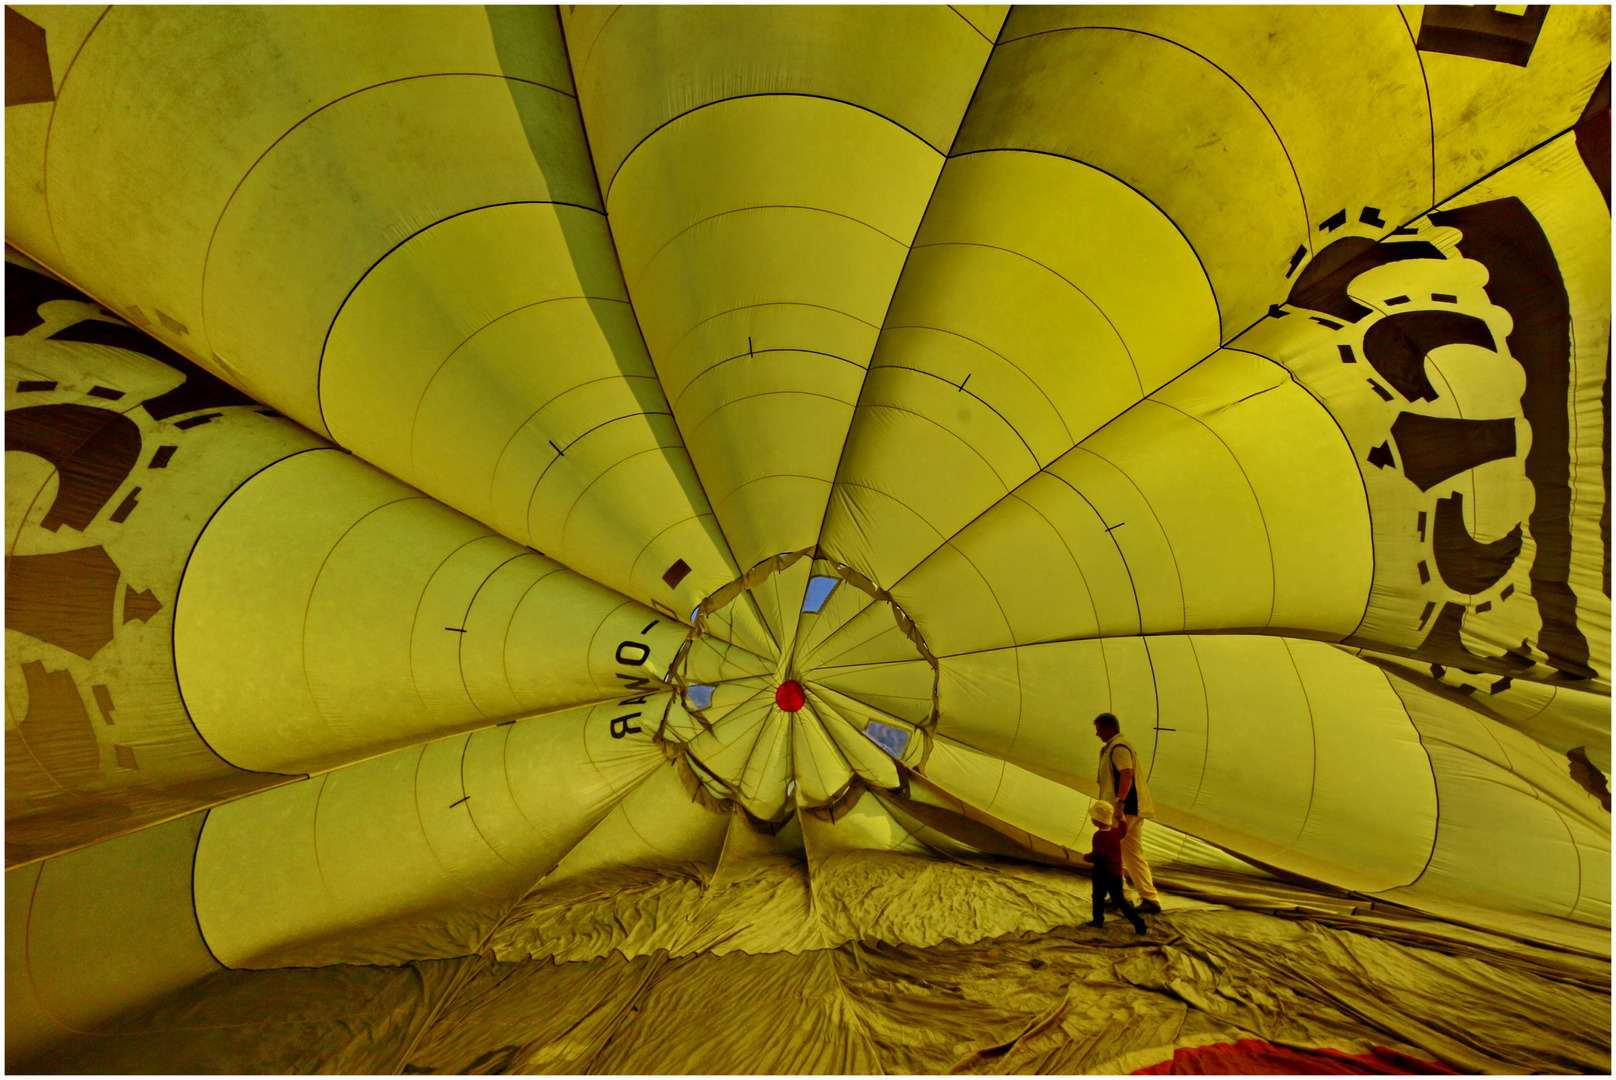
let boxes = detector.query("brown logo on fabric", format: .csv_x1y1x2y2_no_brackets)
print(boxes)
15,660,101,788
1429,198,1594,681
4,6,53,106
1416,5,1548,66
6,546,122,659
5,404,143,532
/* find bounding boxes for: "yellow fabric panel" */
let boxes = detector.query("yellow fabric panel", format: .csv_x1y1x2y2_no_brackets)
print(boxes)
6,814,218,1067
798,793,933,861
175,449,688,774
956,25,1306,338
541,757,729,885
668,347,866,574
34,7,575,433
1561,814,1613,926
897,519,1111,659
938,642,1106,781
1381,677,1608,924
1080,411,1274,631
791,708,854,807
320,201,744,618
1136,822,1258,877
203,74,593,434
791,562,880,664
797,597,928,670
3,864,55,1068
608,96,938,288
562,5,996,189
881,350,1368,655
747,550,812,662
922,735,1091,852
699,591,782,659
813,659,934,727
1356,651,1612,770
937,636,1438,894
949,6,1010,43
194,697,668,967
212,759,515,969
4,104,55,265
3,6,100,270
1280,638,1440,886
683,698,774,804
886,477,1133,656
194,777,348,967
607,96,940,566
880,435,1190,651
1181,634,1376,886
906,148,1217,397
803,683,923,764
1413,5,1610,200
738,709,796,821
932,636,1155,789
1149,350,1371,633
818,149,1221,589
5,334,324,863
1488,682,1612,768
688,677,773,722
820,366,1042,590
503,697,674,843
807,695,902,791
680,638,776,686
1008,6,1434,227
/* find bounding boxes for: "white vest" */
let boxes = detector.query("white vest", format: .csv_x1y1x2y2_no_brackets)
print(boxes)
1097,734,1155,817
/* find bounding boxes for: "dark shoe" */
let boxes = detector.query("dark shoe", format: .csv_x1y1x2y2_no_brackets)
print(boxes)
1136,900,1162,915
1132,922,1148,935
1088,919,1105,928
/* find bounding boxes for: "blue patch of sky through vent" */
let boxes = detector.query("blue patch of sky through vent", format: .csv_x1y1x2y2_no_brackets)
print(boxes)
802,575,839,613
863,721,909,758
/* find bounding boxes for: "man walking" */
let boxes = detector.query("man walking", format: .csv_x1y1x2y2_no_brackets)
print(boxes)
1093,712,1161,914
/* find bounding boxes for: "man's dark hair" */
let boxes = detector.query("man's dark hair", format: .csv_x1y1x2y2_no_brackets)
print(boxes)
1094,712,1120,733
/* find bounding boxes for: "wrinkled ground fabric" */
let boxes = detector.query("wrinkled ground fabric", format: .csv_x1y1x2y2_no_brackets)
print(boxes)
18,858,1610,1075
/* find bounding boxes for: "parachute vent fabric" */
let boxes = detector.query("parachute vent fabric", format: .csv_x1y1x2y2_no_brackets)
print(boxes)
4,4,1610,1073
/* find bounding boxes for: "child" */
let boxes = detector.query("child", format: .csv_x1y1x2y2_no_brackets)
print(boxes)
1083,802,1148,934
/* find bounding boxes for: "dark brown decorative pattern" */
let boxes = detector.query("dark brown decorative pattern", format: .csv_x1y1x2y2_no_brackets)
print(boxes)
1362,311,1497,403
5,404,143,531
1390,412,1517,493
16,660,101,788
5,546,121,659
1432,493,1523,595
1429,197,1592,680
1286,238,1445,323
1416,5,1548,66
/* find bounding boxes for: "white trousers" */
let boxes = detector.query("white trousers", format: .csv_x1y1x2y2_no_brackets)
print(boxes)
1122,814,1159,902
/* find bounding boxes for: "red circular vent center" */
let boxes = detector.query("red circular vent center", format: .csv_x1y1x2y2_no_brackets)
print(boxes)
775,679,806,712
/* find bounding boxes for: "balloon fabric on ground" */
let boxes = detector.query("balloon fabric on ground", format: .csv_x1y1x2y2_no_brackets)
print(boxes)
4,5,1610,1073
